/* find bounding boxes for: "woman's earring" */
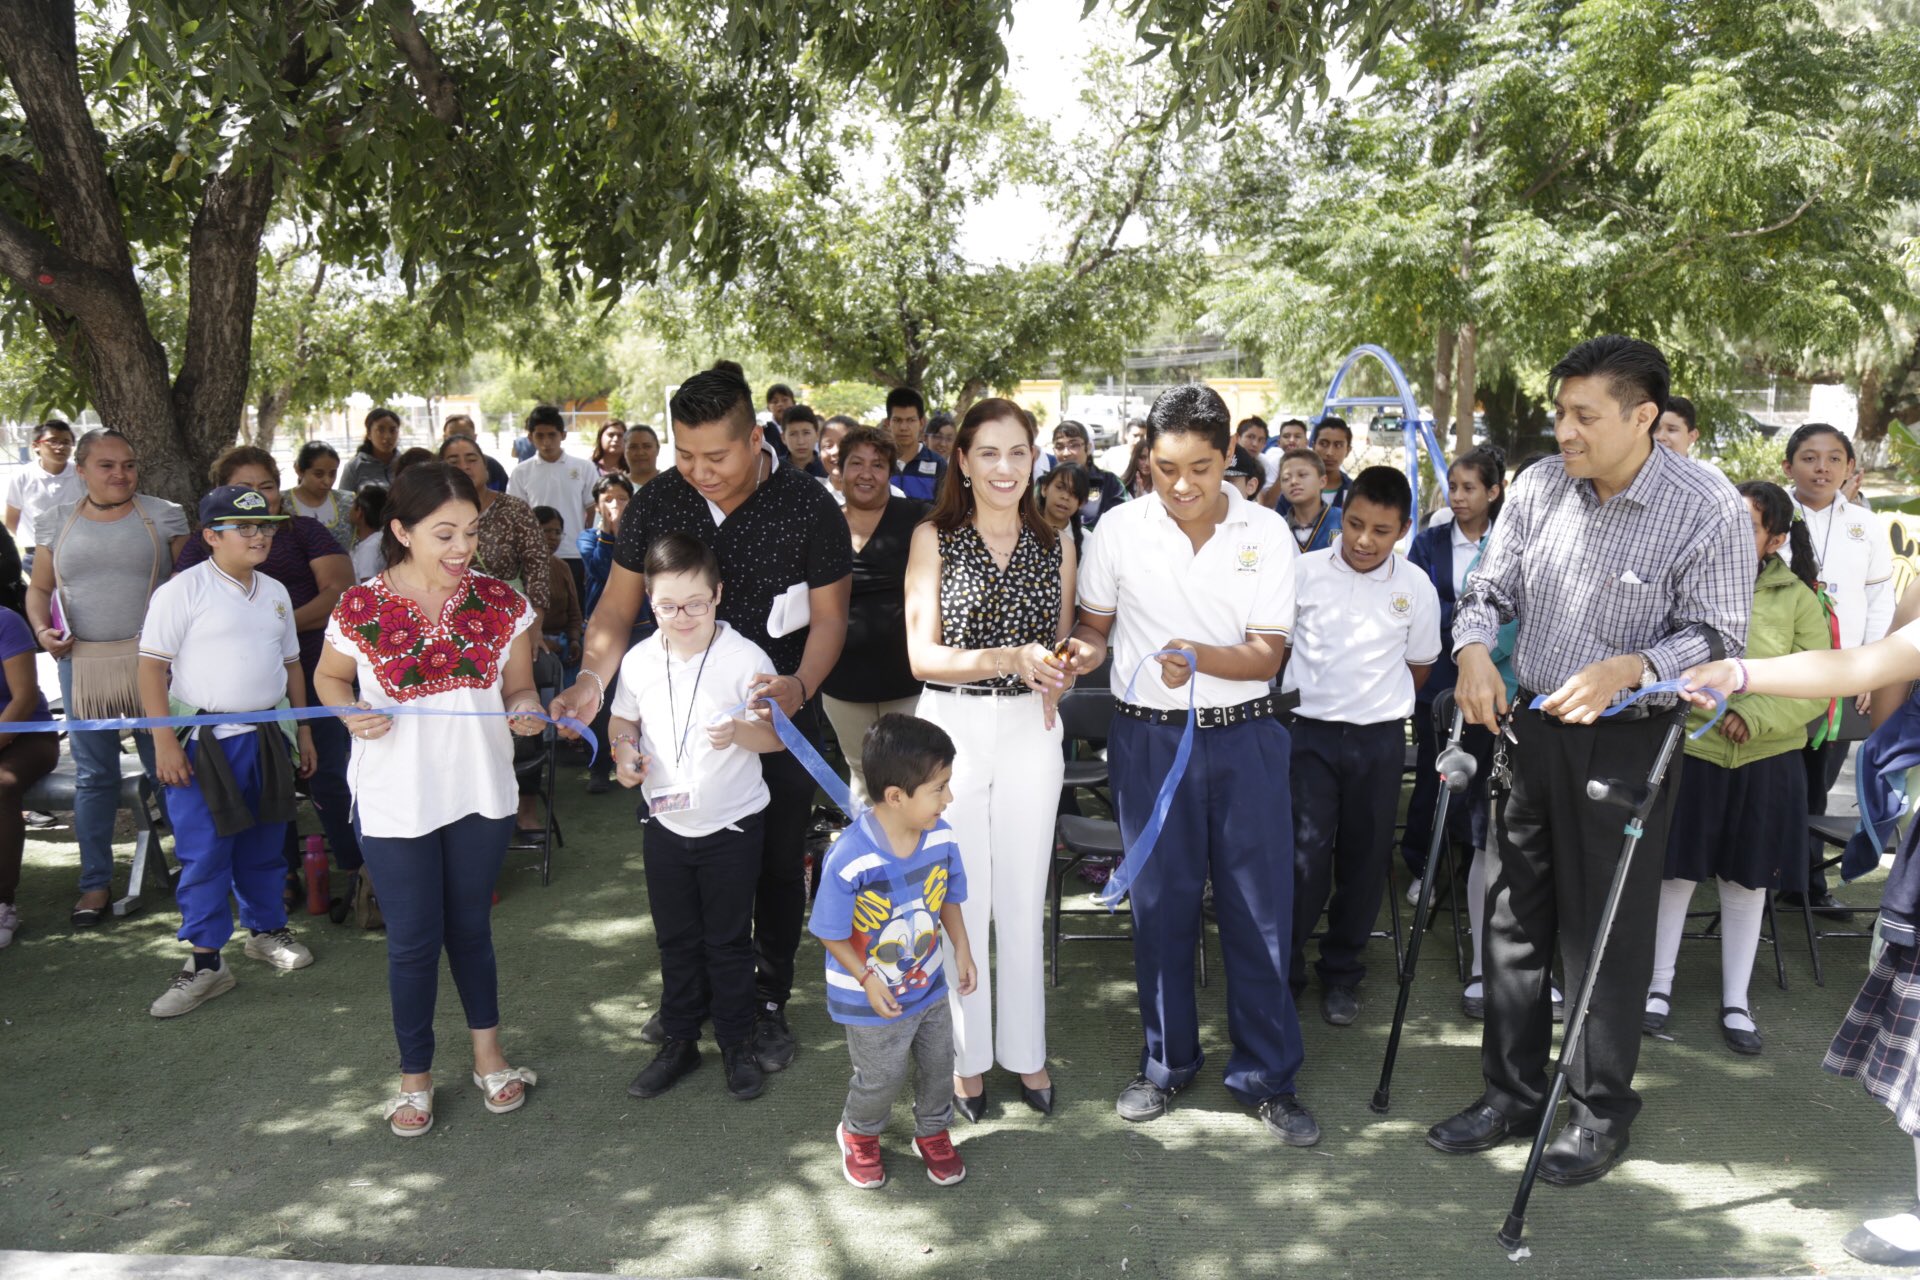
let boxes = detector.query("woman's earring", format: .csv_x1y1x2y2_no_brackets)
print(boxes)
963,475,972,488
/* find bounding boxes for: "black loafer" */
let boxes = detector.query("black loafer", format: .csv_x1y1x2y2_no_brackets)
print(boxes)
1321,985,1359,1026
1427,1101,1538,1154
1538,1122,1628,1186
1258,1094,1321,1147
1460,987,1485,1020
953,1086,989,1123
69,904,107,928
722,1042,766,1101
1116,1074,1181,1122
1020,1083,1054,1116
1842,1203,1920,1266
627,1038,702,1098
1808,890,1854,922
1643,992,1671,1034
1720,1006,1763,1056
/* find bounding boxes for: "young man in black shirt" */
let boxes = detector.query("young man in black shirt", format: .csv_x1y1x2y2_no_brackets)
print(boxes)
553,364,853,1079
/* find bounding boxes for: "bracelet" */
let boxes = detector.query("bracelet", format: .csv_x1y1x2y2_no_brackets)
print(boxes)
1732,657,1749,695
612,732,640,751
578,669,606,698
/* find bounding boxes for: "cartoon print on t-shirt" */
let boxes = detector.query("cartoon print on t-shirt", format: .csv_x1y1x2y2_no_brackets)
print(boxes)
849,865,951,998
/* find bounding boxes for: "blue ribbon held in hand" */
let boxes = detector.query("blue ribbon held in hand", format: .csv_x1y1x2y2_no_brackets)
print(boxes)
720,695,855,821
1527,678,1727,740
16,704,599,764
1093,648,1198,912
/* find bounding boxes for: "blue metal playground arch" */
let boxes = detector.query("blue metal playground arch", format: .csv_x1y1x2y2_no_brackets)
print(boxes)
1317,344,1451,534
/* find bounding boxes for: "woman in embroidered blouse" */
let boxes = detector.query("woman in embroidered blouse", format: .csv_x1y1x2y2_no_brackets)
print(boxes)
437,435,552,630
903,397,1094,1122
314,463,547,1138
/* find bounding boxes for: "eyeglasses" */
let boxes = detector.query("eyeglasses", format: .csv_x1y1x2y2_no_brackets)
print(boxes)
211,523,277,538
651,598,713,619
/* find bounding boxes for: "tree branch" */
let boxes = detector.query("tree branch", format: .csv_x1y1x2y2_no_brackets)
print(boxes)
1727,191,1819,239
388,2,463,129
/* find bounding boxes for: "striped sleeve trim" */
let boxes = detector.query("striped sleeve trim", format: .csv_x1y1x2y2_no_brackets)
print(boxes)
1080,601,1117,616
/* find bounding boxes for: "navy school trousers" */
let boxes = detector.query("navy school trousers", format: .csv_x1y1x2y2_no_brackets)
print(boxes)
1109,712,1305,1105
1289,716,1407,992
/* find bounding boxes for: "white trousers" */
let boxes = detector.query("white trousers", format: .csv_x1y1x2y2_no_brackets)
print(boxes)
821,693,923,808
916,687,1064,1076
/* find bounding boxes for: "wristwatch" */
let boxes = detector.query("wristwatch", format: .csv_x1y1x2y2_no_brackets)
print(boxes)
1635,656,1658,689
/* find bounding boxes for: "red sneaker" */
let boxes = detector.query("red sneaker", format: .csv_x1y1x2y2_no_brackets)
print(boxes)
837,1123,886,1189
912,1129,966,1186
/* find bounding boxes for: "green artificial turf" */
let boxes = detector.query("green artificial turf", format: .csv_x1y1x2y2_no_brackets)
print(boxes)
0,762,1905,1280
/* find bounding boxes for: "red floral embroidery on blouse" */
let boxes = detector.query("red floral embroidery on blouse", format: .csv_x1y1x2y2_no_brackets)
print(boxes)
334,572,527,701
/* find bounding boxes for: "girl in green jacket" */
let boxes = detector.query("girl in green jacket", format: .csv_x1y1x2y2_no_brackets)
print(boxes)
1644,480,1832,1056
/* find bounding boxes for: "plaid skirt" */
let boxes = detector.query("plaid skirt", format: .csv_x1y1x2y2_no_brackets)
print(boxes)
1824,941,1920,1137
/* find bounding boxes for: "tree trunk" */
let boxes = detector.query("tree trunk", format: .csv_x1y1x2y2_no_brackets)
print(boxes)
954,377,988,416
1454,323,1478,449
253,386,292,451
1858,330,1920,445
1433,327,1455,451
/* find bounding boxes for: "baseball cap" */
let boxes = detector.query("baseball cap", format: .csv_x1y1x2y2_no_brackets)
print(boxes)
198,484,288,527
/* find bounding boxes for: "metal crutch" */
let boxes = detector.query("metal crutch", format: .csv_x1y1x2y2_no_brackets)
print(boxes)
1495,711,1689,1253
1371,690,1477,1114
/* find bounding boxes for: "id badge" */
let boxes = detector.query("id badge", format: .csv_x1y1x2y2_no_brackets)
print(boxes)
649,782,698,816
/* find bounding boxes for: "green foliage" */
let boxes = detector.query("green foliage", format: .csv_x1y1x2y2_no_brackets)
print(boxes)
804,381,890,422
1203,0,1920,411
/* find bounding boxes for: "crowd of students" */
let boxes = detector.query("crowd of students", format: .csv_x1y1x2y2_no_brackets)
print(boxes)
1,339,1917,1265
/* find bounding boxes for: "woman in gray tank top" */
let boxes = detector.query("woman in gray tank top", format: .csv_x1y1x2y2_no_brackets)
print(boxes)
24,430,187,926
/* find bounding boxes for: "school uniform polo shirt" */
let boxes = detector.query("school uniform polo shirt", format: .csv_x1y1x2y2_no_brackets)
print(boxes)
507,453,597,561
1078,484,1296,713
1282,545,1442,725
613,458,853,675
140,560,299,735
1788,494,1893,649
5,459,82,545
893,447,946,502
609,622,774,838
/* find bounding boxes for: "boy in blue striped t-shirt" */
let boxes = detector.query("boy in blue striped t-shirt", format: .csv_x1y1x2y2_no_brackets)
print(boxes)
810,714,976,1190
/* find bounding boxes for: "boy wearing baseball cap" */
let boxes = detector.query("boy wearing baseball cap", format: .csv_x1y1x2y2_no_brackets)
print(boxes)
138,485,318,1017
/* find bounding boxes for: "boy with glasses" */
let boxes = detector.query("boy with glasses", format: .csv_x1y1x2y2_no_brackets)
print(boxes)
137,486,317,1017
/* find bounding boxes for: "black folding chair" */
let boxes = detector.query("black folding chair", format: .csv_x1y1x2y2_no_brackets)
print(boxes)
511,650,566,884
1800,702,1880,986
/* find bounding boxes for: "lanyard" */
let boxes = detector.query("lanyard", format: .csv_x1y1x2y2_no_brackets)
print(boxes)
1794,497,1840,586
663,630,716,766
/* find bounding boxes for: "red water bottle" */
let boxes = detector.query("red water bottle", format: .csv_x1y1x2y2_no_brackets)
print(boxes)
303,836,330,916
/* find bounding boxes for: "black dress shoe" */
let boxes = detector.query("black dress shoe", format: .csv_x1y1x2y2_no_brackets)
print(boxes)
1720,1006,1763,1056
1460,986,1486,1020
1808,890,1854,922
1322,985,1359,1026
640,1010,666,1045
953,1085,989,1123
1538,1123,1628,1186
1842,1203,1920,1266
1642,992,1672,1034
69,904,107,928
1427,1101,1538,1154
751,1006,796,1073
627,1038,701,1098
1258,1094,1321,1147
722,1042,766,1100
1116,1074,1182,1122
1020,1083,1054,1116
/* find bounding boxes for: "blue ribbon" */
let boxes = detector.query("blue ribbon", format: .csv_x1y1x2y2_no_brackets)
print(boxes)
1093,649,1198,911
17,704,598,763
720,696,856,821
1527,678,1727,740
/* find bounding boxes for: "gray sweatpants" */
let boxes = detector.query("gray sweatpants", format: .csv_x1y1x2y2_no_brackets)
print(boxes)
841,999,955,1138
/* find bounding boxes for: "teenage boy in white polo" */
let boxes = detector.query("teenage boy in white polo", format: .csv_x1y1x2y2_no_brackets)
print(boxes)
508,403,598,601
1069,383,1318,1146
1282,466,1440,1027
138,485,317,1018
4,418,80,569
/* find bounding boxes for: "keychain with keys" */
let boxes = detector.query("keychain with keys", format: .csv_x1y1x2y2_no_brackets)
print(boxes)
1491,713,1516,791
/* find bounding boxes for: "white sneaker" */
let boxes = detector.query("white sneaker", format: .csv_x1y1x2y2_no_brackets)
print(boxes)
0,902,18,948
243,927,314,970
1406,878,1425,907
150,962,237,1017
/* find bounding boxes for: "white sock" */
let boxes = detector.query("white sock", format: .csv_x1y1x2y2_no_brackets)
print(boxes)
1648,879,1694,1008
1717,879,1764,1033
1464,979,1483,999
1866,1138,1920,1251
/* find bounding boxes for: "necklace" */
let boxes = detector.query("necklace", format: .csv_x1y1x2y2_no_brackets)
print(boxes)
664,628,717,766
84,495,132,512
1795,494,1840,586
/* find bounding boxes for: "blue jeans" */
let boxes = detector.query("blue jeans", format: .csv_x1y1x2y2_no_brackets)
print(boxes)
58,658,157,894
163,733,288,949
355,810,513,1073
301,672,361,872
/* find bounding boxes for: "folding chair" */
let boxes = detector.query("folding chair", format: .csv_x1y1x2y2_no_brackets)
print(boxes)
24,752,174,917
511,650,566,884
1800,703,1888,985
1047,683,1207,989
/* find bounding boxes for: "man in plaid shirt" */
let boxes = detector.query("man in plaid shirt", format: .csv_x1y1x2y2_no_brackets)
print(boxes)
1425,335,1752,1186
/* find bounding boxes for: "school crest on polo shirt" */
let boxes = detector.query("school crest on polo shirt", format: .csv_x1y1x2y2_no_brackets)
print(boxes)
1389,591,1413,616
274,600,288,620
1847,521,1867,541
1236,542,1261,572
